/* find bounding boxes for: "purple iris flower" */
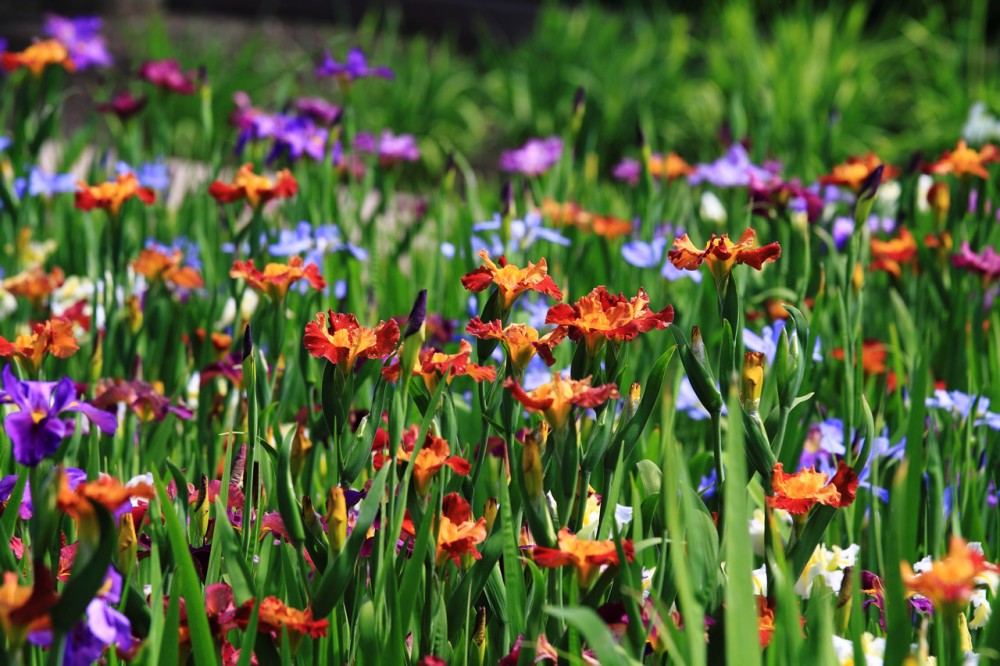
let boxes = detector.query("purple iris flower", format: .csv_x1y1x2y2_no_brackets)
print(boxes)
688,144,780,188
952,241,1000,281
354,130,420,164
43,14,112,70
612,158,642,186
315,48,393,81
499,136,563,177
0,467,87,519
14,168,77,198
697,468,718,499
0,366,117,467
29,567,132,666
295,97,342,125
0,137,10,153
138,60,197,95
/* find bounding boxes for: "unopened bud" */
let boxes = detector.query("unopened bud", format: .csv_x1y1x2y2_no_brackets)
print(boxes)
126,295,143,334
522,436,544,500
302,495,324,541
327,486,348,555
117,511,137,570
193,474,211,545
740,352,765,413
621,382,641,423
691,327,709,365
853,165,883,225
483,498,498,533
927,182,950,226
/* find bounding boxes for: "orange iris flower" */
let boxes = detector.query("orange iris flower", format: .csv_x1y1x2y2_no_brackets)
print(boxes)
545,286,673,355
75,173,156,216
0,317,78,374
237,596,329,640
208,163,297,207
901,537,999,611
819,153,899,191
532,527,635,587
461,250,562,310
757,596,776,649
767,461,858,514
1,40,74,76
373,426,471,494
504,372,619,430
2,267,65,306
466,317,566,370
540,199,634,239
668,228,781,283
303,311,399,371
648,152,693,181
402,493,487,567
133,248,204,289
230,257,325,301
0,571,55,645
382,340,496,392
831,339,889,375
870,227,917,277
58,474,155,520
929,141,999,180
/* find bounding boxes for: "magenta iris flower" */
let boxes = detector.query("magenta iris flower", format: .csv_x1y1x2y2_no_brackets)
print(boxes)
295,97,342,125
0,366,117,467
952,241,1000,281
43,14,112,70
612,158,642,186
499,136,563,176
688,144,780,188
138,59,197,95
315,48,393,82
354,130,420,164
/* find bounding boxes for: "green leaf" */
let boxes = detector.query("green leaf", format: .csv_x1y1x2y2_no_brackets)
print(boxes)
51,502,116,633
544,606,641,666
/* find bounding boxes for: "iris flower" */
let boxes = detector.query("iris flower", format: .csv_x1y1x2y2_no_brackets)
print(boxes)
97,92,147,121
469,211,570,253
466,317,566,370
532,527,635,588
401,493,487,567
229,257,325,301
870,227,917,277
1,40,75,76
382,340,496,391
0,366,117,466
767,461,858,514
354,130,420,165
504,372,618,430
929,140,998,179
461,250,563,310
0,317,78,375
92,379,193,424
138,59,197,94
2,267,65,306
132,248,203,289
688,144,778,188
75,173,156,215
668,228,781,283
303,312,399,371
315,48,393,82
901,537,999,612
43,14,111,70
545,286,673,355
540,199,634,239
209,163,297,207
499,137,563,176
819,153,898,191
373,426,471,495
952,242,1000,282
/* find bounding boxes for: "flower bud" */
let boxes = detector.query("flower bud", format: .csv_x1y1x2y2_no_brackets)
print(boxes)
126,295,143,334
740,352,765,413
327,486,348,556
678,326,723,415
927,182,950,227
853,164,883,226
483,498,498,533
621,382,641,423
522,435,544,500
117,511,137,571
192,474,211,545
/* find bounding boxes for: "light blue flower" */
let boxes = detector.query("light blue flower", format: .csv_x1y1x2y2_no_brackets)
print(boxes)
621,237,667,268
472,211,570,253
743,320,823,365
676,376,727,421
15,168,77,198
118,159,170,190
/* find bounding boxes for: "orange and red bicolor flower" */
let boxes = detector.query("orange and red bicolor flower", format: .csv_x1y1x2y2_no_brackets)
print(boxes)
532,527,635,587
303,311,399,371
373,425,471,494
229,257,325,301
545,286,673,355
504,372,619,430
756,596,776,649
236,596,328,641
648,152,693,181
461,250,562,310
57,473,155,520
132,248,204,289
0,317,78,375
767,460,858,514
928,140,999,180
402,492,487,567
870,227,917,277
819,153,899,191
540,199,634,239
2,267,65,306
208,163,297,207
1,40,75,76
466,317,566,370
382,340,496,392
901,537,999,612
831,339,889,375
668,228,781,284
75,173,156,216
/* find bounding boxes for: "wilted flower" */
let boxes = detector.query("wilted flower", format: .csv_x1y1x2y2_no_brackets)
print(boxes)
668,228,781,283
230,257,325,301
466,318,566,370
208,163,297,207
0,317,78,375
0,366,117,466
504,372,618,430
75,173,156,215
138,59,197,94
315,48,393,83
820,153,898,191
500,137,563,177
1,40,75,76
461,250,562,311
373,426,471,495
767,461,858,514
303,312,399,371
532,527,634,587
929,140,998,179
545,286,673,355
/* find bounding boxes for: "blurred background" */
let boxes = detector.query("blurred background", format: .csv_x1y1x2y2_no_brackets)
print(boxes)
1,0,998,178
